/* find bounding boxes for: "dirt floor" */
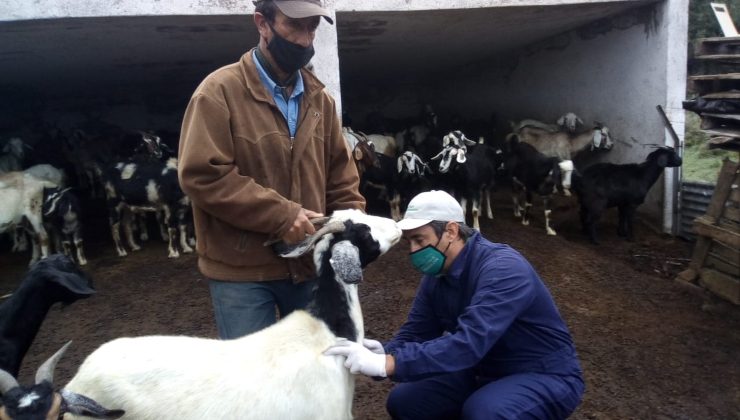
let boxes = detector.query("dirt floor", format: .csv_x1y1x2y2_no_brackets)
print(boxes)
2,192,739,419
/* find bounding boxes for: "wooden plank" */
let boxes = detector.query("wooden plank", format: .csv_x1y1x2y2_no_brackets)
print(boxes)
693,217,740,248
689,73,740,80
710,239,740,264
694,54,740,63
700,115,740,130
699,268,740,305
701,128,740,137
688,235,713,272
700,113,740,121
703,91,740,99
705,254,740,278
704,160,740,220
718,217,740,233
696,36,740,43
689,77,740,95
723,205,740,222
731,185,740,204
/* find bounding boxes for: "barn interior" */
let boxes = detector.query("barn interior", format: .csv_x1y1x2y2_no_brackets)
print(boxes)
0,0,683,226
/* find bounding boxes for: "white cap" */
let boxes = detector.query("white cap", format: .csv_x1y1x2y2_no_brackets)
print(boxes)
396,190,465,230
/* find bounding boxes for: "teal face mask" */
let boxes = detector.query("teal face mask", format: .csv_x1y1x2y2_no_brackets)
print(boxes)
410,242,447,275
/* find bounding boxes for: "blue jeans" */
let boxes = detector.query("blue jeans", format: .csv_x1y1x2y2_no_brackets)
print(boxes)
387,370,584,420
209,278,316,339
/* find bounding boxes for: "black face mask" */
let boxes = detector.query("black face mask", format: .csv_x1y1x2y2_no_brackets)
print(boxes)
267,24,315,74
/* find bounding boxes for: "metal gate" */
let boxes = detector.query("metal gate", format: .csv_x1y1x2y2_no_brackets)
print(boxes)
679,180,715,241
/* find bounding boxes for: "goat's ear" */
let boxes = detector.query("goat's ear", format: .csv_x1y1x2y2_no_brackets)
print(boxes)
329,241,363,284
43,262,95,295
60,389,126,419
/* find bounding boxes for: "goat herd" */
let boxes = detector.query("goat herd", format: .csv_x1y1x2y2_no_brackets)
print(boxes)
1,126,194,269
0,107,682,270
346,106,682,243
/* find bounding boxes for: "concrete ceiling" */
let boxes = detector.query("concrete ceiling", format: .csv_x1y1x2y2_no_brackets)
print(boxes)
0,1,653,114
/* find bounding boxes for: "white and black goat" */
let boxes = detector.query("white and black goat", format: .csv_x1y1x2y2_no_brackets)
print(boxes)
507,138,574,236
430,131,501,231
0,255,95,378
396,151,434,211
100,158,192,258
0,342,124,420
42,187,87,265
63,209,401,420
572,147,682,244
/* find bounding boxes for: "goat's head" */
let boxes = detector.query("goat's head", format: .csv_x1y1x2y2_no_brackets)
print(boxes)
42,187,73,218
136,131,163,159
0,342,125,420
557,113,584,133
2,138,28,159
397,151,429,176
423,104,438,129
591,124,614,150
28,254,95,305
274,209,400,275
647,147,682,168
344,130,379,173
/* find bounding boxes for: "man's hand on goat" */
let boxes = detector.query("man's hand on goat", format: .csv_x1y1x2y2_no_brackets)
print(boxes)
282,208,324,244
324,339,387,378
362,338,385,355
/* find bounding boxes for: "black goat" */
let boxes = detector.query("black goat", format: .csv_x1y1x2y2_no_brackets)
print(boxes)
572,147,682,244
506,138,574,236
0,342,124,419
361,153,402,221
42,187,87,266
0,255,94,378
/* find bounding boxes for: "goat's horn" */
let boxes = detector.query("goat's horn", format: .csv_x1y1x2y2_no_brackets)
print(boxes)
35,341,72,385
310,216,331,226
276,220,347,258
0,369,20,394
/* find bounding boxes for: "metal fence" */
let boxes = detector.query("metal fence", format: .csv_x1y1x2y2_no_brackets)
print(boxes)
679,180,715,241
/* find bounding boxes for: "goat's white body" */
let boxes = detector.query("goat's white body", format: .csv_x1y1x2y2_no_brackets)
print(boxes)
64,310,358,420
0,172,58,265
24,164,67,187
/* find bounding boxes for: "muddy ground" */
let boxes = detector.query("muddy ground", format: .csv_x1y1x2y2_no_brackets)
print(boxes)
2,192,739,419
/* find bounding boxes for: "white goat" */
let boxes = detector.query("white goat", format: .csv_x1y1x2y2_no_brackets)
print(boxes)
0,172,59,266
63,209,401,420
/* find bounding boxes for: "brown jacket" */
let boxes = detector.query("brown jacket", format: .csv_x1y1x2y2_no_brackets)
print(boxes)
178,49,365,282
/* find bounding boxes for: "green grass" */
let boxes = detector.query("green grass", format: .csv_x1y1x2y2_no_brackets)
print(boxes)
682,112,738,183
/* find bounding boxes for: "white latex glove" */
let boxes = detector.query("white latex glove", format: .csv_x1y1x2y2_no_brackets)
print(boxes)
324,339,387,377
362,338,385,355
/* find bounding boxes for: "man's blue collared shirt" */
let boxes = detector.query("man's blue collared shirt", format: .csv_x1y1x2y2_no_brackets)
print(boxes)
253,50,303,138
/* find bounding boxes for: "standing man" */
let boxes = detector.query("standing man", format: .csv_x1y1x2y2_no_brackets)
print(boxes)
178,0,365,339
326,190,584,419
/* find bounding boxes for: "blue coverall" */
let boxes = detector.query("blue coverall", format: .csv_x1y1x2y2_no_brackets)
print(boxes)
385,232,584,420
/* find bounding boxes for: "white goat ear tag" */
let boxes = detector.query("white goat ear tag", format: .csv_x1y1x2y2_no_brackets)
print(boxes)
353,148,363,161
330,241,362,284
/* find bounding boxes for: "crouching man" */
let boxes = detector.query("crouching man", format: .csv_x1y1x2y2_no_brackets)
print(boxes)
326,190,585,419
